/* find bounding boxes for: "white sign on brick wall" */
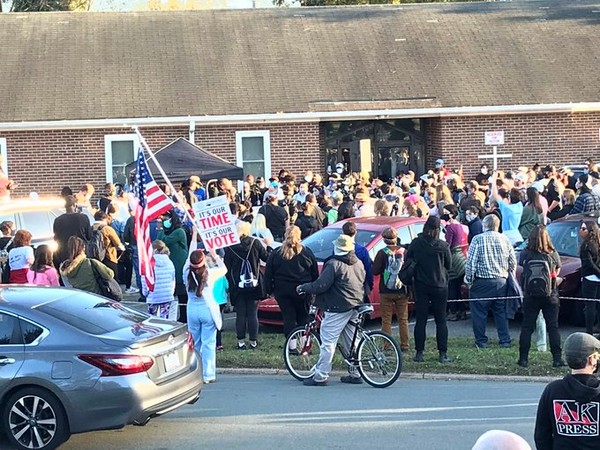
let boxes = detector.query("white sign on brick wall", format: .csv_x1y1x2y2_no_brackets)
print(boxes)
484,131,505,146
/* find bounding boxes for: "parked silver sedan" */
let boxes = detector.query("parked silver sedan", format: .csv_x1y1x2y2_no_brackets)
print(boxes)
0,286,202,450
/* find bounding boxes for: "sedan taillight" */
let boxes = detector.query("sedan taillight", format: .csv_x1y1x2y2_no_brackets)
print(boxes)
78,354,154,376
186,332,195,353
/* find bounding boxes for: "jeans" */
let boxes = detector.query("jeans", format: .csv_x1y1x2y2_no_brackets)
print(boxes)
234,293,259,341
469,278,512,347
187,299,217,381
582,278,600,334
518,295,561,361
413,282,448,352
314,309,359,382
379,292,410,351
276,294,310,338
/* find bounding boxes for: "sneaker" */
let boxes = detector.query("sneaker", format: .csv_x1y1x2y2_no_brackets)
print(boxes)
552,359,567,368
204,379,216,384
340,375,363,384
517,359,528,368
413,351,424,362
237,343,246,350
438,352,452,364
499,342,512,349
288,348,300,356
249,341,258,349
303,376,328,387
216,345,224,352
125,287,139,294
447,312,458,321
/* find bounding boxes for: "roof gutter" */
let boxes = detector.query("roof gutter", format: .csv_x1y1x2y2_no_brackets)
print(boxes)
0,102,599,131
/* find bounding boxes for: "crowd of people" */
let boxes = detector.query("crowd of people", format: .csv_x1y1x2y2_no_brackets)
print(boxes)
3,158,600,385
2,154,600,446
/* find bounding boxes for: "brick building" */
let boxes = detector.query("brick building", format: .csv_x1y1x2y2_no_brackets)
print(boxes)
0,0,599,195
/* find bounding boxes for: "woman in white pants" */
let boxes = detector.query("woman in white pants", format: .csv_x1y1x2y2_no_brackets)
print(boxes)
184,228,226,384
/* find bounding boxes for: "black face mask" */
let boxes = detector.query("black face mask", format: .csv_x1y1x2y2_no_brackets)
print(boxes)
440,214,450,221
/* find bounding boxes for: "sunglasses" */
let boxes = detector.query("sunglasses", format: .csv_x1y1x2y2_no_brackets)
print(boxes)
581,226,588,231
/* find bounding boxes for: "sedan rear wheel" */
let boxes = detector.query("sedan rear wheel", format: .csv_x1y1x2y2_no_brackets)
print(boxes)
3,387,70,450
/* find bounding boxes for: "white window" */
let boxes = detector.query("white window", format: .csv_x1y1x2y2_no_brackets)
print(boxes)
104,134,139,184
0,138,7,175
235,131,271,180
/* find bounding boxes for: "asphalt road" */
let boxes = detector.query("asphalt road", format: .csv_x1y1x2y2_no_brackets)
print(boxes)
42,375,547,450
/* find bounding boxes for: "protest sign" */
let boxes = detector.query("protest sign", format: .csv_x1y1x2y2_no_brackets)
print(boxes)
192,196,240,250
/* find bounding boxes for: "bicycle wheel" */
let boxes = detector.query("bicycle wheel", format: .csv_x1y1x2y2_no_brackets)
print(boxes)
357,331,402,388
283,326,322,381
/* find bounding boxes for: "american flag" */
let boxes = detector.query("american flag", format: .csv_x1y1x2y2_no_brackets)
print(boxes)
133,148,173,292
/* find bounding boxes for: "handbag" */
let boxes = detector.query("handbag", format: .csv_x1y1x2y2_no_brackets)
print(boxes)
91,260,123,301
398,257,417,286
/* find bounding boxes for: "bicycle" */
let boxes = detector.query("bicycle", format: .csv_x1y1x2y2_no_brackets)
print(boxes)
283,303,402,388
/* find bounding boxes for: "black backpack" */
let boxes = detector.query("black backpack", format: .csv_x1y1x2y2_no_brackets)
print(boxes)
231,240,259,290
522,254,552,298
86,226,107,261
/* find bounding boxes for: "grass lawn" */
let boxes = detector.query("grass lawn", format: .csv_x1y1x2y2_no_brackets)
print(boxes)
217,332,569,378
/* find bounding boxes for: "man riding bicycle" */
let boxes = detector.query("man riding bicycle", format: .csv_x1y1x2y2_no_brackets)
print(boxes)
296,234,367,386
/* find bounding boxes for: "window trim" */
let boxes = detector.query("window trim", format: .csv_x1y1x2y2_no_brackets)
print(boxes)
104,134,140,183
0,138,7,175
235,130,271,180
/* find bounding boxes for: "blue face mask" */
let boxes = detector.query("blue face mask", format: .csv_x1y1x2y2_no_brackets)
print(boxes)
163,219,172,228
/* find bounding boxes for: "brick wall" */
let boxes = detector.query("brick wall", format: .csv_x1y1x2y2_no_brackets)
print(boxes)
192,122,321,179
0,122,320,197
424,117,442,169
1,113,598,197
426,112,600,180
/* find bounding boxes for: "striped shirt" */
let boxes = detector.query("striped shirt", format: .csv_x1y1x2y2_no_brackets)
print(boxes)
465,231,516,284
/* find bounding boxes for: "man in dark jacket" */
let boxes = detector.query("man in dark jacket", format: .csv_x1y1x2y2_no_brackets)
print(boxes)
258,193,289,242
53,195,93,270
297,234,366,386
535,332,600,450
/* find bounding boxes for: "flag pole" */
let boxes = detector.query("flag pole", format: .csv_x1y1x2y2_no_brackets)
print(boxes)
132,126,200,230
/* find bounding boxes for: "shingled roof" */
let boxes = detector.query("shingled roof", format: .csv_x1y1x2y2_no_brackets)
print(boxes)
0,0,599,123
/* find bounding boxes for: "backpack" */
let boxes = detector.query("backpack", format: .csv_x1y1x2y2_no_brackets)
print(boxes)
383,247,404,291
86,226,107,261
522,254,552,298
232,239,259,290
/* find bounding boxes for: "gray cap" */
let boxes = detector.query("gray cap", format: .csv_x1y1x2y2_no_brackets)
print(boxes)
564,332,600,367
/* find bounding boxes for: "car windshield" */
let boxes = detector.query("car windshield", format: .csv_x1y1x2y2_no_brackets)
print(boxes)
37,294,150,335
516,221,581,257
302,228,378,261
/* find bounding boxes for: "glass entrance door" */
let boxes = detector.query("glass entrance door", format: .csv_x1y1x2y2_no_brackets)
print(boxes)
323,119,423,180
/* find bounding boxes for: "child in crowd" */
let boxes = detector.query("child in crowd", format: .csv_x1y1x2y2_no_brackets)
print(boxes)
143,240,177,320
27,244,60,286
8,229,34,284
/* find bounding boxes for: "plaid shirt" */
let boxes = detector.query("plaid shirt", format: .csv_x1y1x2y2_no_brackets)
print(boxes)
465,231,516,284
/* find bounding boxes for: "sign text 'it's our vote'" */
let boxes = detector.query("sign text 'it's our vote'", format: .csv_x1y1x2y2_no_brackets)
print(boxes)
193,196,240,251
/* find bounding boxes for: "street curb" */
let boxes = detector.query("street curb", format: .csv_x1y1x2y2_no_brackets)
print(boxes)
217,367,557,383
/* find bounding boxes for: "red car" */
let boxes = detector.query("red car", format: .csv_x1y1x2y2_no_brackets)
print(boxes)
257,216,426,326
